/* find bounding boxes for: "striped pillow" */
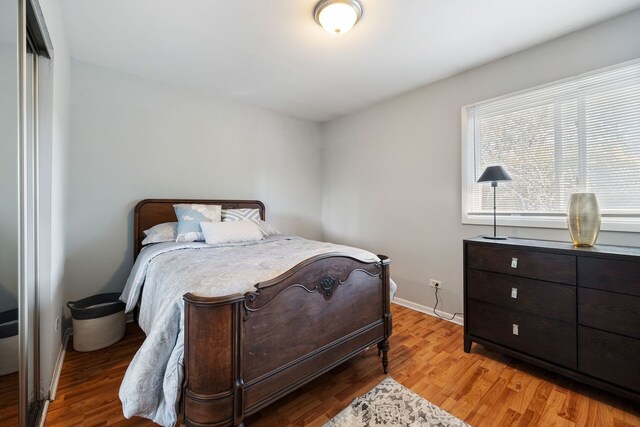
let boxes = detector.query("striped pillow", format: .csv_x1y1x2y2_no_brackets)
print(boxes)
222,208,261,222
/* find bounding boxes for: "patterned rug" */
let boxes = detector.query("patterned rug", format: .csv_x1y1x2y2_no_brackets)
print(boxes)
324,377,469,427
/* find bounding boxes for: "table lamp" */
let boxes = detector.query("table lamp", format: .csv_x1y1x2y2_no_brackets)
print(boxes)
477,166,512,240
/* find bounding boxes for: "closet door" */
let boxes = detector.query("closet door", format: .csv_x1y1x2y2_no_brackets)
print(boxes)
1,1,50,425
0,0,20,425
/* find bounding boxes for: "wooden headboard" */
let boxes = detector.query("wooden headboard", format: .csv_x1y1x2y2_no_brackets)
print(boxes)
134,199,266,258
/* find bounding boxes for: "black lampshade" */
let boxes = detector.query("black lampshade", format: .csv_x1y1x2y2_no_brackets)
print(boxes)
477,166,512,183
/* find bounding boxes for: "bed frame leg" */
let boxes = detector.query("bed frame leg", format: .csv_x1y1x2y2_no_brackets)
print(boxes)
378,340,389,374
183,293,245,427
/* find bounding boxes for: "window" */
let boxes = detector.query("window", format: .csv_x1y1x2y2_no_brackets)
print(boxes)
462,60,640,232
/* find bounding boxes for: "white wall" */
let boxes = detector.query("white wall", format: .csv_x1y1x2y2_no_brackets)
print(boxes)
64,60,323,302
38,0,71,398
322,9,640,316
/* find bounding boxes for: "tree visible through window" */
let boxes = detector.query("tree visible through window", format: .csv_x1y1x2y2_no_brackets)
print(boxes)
464,60,640,225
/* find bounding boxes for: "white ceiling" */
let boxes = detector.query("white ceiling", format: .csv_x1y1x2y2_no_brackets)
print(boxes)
59,0,640,122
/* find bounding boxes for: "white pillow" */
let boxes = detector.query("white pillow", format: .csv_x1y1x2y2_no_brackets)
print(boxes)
142,222,178,245
256,220,281,237
200,221,264,245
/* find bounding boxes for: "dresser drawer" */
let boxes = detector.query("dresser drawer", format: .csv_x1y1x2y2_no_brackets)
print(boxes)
467,269,575,323
467,244,576,285
578,288,640,339
579,326,640,392
467,301,576,369
578,257,640,297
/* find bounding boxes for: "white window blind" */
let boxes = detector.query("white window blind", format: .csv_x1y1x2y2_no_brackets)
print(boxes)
463,60,640,229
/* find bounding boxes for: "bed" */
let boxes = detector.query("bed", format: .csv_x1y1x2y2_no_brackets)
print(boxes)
122,199,392,427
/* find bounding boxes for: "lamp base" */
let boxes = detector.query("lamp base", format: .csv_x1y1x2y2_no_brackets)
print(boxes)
482,235,508,240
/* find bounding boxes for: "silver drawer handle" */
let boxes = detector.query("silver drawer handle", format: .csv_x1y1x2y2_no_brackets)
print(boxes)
511,257,518,268
511,288,518,299
512,324,519,335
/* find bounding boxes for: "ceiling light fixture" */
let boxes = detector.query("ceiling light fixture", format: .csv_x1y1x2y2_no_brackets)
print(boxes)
314,0,363,35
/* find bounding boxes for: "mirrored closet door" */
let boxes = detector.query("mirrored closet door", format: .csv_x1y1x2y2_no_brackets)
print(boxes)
1,1,51,425
0,1,21,425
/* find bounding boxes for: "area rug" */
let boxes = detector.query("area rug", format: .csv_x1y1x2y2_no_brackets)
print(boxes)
324,377,469,427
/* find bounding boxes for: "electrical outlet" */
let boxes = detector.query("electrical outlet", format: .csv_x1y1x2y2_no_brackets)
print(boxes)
430,279,442,289
55,316,60,332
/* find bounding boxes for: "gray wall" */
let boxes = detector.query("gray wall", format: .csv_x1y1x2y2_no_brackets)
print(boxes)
322,9,640,316
38,0,72,398
64,60,324,302
60,8,640,326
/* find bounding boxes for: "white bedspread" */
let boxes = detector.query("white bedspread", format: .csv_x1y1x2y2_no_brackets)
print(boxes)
118,236,397,426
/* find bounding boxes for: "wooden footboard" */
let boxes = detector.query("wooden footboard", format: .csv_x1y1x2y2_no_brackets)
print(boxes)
182,253,392,427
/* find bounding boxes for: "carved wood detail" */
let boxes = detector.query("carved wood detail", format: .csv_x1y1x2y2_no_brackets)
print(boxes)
243,266,382,320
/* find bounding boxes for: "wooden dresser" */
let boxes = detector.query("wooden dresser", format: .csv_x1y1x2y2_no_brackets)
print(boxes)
463,237,640,402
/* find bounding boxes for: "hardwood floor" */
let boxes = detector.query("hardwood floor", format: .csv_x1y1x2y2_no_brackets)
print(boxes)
43,304,639,426
0,372,19,427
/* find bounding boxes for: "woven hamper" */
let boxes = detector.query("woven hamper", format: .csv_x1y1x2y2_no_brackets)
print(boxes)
0,308,19,375
67,293,126,352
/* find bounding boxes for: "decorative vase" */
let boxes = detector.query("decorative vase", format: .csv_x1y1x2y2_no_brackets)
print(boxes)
567,193,601,247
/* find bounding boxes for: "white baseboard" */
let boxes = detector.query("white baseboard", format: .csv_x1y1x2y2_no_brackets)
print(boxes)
392,298,464,326
49,327,71,401
37,399,50,427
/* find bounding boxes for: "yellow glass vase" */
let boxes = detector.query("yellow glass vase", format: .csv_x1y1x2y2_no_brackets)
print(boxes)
567,193,601,247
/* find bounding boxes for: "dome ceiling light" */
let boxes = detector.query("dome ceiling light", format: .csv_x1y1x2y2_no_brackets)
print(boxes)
314,0,363,35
